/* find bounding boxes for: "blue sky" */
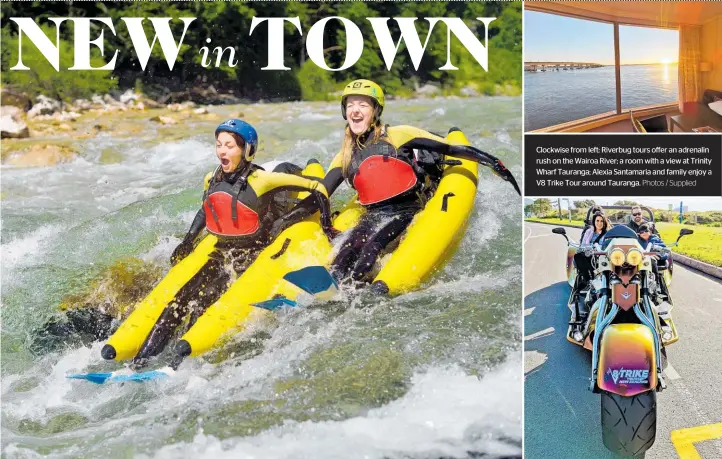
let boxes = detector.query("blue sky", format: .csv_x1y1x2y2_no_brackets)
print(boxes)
525,11,679,65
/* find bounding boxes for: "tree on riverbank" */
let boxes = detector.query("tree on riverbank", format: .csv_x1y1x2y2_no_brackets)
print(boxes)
0,1,521,102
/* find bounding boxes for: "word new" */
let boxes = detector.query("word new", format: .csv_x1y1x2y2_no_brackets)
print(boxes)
9,16,496,72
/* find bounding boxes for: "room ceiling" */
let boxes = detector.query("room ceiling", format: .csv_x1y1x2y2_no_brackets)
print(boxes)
525,1,722,28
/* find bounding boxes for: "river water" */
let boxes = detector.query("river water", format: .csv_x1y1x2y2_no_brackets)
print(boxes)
1,97,522,458
525,64,679,130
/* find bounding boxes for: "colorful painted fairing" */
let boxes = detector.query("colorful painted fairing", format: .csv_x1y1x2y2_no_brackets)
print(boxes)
597,323,657,396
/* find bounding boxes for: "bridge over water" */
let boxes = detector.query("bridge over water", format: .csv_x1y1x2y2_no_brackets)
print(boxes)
525,62,605,72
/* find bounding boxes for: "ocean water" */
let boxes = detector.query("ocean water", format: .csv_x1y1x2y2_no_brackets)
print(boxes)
525,64,679,130
1,98,523,458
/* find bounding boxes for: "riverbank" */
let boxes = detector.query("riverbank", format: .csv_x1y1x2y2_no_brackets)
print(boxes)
1,86,520,168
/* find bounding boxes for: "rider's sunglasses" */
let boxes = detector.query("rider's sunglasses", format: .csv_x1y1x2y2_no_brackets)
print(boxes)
639,230,650,234
632,212,641,216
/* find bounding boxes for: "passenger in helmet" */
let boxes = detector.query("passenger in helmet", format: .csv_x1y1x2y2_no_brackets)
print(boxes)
132,120,334,368
636,222,669,290
275,80,521,287
637,223,667,258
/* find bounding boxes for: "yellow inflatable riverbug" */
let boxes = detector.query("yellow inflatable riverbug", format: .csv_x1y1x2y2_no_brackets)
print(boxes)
103,129,482,362
371,129,478,295
101,234,219,361
102,162,334,361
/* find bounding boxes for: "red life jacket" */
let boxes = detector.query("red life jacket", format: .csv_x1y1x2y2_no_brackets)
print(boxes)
350,141,418,205
204,170,260,236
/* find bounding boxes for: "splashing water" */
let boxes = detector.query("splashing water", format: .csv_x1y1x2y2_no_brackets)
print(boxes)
1,97,522,458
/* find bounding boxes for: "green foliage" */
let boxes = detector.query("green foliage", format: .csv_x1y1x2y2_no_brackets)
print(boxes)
1,1,522,101
1,25,117,101
297,60,336,101
655,210,722,226
614,200,639,206
573,199,596,209
655,223,722,267
529,198,553,217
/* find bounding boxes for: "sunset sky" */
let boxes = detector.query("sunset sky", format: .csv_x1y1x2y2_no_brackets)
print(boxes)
525,11,679,65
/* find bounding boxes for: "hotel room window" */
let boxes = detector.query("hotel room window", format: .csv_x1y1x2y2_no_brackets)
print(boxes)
524,12,616,131
619,25,679,111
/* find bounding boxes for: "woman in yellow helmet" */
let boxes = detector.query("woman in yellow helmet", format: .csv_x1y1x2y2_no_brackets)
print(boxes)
275,80,520,285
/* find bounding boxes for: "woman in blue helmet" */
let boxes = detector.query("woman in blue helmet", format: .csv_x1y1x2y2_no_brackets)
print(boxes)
131,119,334,368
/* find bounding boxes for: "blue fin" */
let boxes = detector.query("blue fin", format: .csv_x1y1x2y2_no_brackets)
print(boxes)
67,372,113,384
283,266,338,297
252,298,297,311
67,368,172,384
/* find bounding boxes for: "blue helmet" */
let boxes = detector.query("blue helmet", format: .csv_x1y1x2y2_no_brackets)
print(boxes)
215,119,259,162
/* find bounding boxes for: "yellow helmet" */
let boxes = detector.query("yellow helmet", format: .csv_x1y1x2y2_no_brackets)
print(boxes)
341,79,385,121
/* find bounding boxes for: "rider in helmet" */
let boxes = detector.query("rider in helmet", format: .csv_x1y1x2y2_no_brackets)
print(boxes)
274,79,520,288
131,119,334,368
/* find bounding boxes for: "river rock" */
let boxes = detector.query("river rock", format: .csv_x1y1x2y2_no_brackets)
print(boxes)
119,89,140,104
58,111,81,121
0,107,30,139
70,124,106,140
193,107,209,115
27,95,62,118
72,99,94,111
163,86,232,105
32,111,81,122
1,88,33,111
216,94,244,104
150,115,177,125
91,94,106,107
1,106,23,118
130,101,146,111
57,258,163,320
415,84,441,97
460,85,479,97
4,144,76,167
105,94,129,110
140,98,163,109
167,101,196,112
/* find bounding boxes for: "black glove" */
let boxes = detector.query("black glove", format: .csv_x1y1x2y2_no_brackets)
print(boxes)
446,144,521,196
170,207,206,265
269,218,291,242
323,225,341,240
170,239,194,266
313,192,340,241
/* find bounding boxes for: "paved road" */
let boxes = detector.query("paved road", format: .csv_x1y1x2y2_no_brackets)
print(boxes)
524,222,722,459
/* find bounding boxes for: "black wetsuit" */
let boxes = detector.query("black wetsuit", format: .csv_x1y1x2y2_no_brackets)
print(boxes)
332,201,421,283
132,162,330,367
279,125,519,285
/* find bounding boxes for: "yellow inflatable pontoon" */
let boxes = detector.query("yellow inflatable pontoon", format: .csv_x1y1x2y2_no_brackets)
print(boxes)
102,129,481,362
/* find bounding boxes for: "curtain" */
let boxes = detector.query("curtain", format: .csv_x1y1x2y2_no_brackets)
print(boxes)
678,25,702,112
